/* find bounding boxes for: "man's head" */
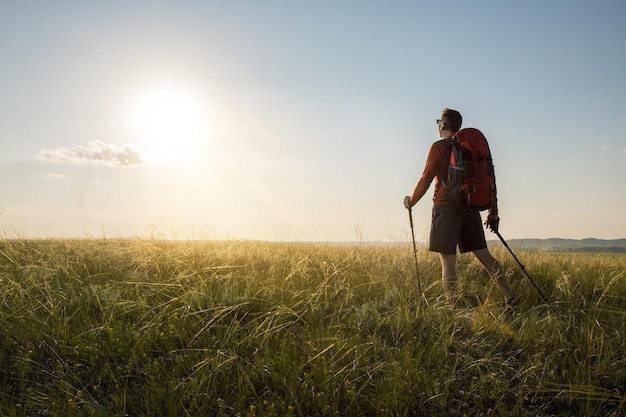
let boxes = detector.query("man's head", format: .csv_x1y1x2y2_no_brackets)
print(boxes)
437,108,462,138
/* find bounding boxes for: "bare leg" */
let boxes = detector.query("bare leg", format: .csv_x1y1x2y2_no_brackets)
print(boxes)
439,253,458,305
473,248,515,301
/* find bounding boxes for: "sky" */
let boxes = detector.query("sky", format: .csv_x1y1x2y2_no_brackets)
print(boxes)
1,1,625,242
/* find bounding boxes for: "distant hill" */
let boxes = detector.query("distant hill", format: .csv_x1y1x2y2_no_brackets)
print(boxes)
490,238,626,253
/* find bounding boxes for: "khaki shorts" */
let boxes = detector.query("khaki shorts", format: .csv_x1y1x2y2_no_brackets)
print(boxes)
428,204,487,255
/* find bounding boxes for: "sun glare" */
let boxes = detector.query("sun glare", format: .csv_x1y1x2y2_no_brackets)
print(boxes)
132,87,206,162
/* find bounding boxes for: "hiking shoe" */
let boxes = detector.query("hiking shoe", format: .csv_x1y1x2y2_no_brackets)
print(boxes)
503,296,519,310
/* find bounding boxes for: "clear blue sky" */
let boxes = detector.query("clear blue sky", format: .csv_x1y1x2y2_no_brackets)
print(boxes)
1,1,625,241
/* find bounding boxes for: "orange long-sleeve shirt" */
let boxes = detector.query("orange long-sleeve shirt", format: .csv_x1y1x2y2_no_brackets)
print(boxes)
409,139,451,206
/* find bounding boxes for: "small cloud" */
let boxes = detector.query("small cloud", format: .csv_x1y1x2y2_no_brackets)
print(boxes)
600,144,609,151
44,173,66,180
36,140,151,167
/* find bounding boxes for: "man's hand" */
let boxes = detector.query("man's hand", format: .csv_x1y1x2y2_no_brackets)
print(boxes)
485,214,500,233
404,196,412,209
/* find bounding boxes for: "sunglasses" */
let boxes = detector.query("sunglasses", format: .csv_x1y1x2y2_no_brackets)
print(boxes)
436,119,443,125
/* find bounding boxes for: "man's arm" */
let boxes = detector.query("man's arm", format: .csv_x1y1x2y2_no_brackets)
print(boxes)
485,182,499,232
405,143,443,208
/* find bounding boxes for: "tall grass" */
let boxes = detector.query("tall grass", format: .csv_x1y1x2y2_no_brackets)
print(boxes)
0,239,624,416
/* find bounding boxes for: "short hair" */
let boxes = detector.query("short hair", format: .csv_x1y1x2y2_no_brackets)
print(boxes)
440,108,462,132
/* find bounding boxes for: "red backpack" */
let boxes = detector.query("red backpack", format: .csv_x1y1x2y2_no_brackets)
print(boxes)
441,128,497,213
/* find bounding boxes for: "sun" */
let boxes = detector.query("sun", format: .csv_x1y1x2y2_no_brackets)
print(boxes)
132,87,206,162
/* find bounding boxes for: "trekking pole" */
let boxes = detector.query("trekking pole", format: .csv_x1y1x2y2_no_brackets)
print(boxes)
407,207,424,300
495,231,548,303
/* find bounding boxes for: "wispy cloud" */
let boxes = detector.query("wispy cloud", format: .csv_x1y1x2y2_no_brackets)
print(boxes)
600,144,609,151
44,173,66,179
36,141,151,167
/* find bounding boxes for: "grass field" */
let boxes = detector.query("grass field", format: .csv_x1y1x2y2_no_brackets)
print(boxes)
0,239,624,416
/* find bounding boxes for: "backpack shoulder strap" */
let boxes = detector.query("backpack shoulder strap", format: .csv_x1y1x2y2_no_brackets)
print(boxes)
435,139,454,189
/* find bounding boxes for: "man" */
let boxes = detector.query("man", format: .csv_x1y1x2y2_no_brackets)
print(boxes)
404,108,516,307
